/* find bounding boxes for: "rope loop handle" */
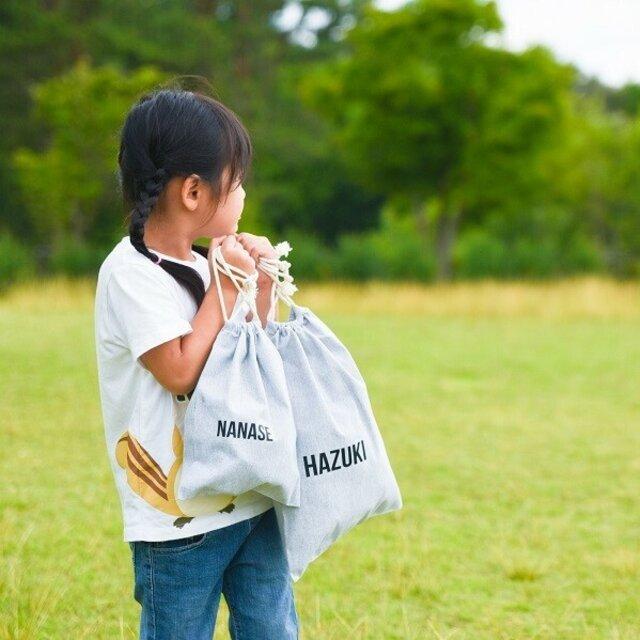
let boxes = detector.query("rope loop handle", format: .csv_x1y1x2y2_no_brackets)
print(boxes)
211,244,259,323
257,240,298,316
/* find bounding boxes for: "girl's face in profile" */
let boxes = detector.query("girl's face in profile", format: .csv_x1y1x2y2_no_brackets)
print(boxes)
201,166,246,238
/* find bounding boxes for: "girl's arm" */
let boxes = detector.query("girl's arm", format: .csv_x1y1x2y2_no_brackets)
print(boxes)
139,236,254,395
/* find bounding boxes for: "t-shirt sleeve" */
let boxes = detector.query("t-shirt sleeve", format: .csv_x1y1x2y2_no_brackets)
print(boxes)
106,264,194,364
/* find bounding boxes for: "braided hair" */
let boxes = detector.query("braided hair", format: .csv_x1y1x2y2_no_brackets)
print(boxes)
117,86,252,309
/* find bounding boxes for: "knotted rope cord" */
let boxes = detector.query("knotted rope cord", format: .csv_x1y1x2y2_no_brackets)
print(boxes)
257,241,298,317
211,245,259,323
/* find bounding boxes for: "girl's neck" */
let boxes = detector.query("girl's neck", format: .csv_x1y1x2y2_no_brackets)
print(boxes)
143,226,196,262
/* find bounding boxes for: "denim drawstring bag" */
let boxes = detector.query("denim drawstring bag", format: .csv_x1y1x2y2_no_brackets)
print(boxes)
175,246,301,508
260,245,403,581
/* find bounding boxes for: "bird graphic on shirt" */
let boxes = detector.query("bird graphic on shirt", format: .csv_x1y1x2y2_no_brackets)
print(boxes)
115,424,236,528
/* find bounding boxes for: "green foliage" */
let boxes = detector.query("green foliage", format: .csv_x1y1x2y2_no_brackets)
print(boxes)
12,58,169,250
454,227,602,279
454,229,509,278
48,236,110,277
279,229,335,281
552,97,640,276
614,82,640,116
0,232,36,291
352,211,436,281
455,203,604,279
299,0,575,279
1,1,639,281
332,233,386,281
283,211,436,281
285,204,600,282
301,0,504,197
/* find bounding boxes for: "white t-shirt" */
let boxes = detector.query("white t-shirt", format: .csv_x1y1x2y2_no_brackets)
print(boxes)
94,235,272,542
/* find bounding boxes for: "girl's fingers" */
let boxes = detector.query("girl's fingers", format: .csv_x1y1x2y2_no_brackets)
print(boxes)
234,233,276,262
209,235,228,249
236,234,252,250
221,235,236,251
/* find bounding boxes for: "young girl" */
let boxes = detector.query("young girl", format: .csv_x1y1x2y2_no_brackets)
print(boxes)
94,88,299,639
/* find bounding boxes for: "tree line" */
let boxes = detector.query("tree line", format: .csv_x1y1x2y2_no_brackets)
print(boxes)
1,0,639,286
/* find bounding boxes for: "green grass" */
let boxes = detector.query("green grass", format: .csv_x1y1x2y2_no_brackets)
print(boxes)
1,277,639,639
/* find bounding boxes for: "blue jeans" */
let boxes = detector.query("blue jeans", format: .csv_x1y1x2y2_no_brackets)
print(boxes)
128,507,299,639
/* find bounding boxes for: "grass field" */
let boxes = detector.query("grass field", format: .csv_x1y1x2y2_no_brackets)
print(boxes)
1,276,639,639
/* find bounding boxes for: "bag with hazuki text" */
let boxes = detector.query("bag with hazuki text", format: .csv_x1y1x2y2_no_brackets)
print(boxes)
259,243,403,581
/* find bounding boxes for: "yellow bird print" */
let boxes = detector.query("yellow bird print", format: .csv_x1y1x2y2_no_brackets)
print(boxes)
115,423,236,528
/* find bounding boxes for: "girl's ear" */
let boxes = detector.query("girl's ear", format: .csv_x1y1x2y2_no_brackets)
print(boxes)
182,174,203,211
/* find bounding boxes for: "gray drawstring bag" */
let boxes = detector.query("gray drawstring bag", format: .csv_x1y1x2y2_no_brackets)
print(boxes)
259,245,403,581
175,246,301,508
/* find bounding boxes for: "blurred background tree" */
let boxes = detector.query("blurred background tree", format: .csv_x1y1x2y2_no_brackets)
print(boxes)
0,0,639,283
298,0,574,279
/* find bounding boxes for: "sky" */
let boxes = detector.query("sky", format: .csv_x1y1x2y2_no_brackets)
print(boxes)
375,0,640,87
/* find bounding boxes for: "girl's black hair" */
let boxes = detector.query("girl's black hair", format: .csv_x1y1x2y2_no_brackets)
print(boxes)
117,85,252,309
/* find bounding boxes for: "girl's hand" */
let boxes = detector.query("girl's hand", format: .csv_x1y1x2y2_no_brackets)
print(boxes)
235,232,278,261
208,235,256,283
235,233,277,283
235,232,280,325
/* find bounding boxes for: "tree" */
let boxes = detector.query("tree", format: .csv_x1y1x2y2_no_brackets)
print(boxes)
1,0,383,253
298,0,574,279
12,59,169,254
554,96,640,276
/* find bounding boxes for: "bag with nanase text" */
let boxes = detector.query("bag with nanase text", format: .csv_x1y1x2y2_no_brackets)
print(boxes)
176,247,300,509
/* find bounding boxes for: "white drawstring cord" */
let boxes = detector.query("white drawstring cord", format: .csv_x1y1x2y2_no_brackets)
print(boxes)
257,241,298,317
211,245,259,323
